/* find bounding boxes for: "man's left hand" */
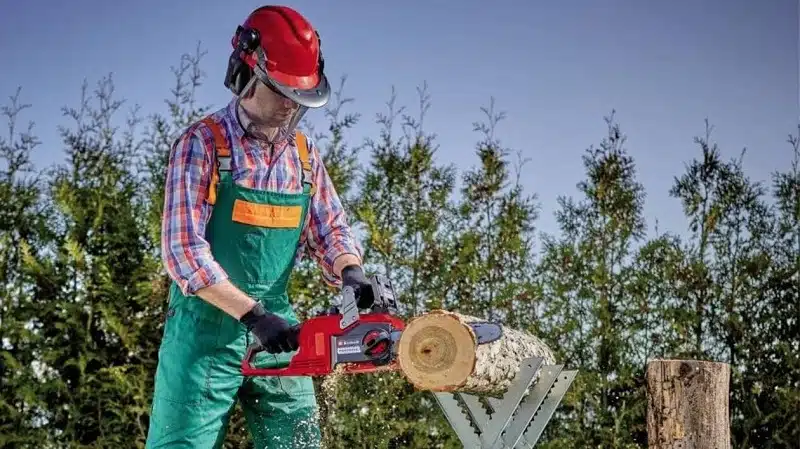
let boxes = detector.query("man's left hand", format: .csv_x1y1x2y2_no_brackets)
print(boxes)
341,265,374,309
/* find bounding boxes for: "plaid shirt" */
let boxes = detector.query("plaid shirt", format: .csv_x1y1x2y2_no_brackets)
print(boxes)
161,98,362,296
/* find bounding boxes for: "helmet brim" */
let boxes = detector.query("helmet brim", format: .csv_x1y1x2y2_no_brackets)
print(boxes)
256,66,330,109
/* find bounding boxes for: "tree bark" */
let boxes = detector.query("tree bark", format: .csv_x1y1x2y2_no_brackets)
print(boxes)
646,359,731,449
396,309,556,397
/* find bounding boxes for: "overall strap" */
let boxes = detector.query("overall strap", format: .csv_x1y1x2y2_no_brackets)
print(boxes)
295,131,316,195
199,119,314,204
201,116,231,206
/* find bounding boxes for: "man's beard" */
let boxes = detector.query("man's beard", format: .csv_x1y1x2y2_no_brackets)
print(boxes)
247,108,294,140
248,120,291,143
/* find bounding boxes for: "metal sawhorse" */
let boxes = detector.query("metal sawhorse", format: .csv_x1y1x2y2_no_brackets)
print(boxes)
433,357,577,448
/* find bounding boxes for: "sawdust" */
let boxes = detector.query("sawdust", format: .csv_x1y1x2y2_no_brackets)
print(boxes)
247,402,323,449
318,364,348,449
316,367,420,448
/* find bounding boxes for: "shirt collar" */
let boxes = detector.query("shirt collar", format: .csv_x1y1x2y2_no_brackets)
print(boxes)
226,97,293,145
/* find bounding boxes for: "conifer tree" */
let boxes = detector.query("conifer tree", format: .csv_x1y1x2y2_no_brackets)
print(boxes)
732,126,800,447
670,121,778,446
627,225,693,367
536,112,648,448
354,83,456,314
11,74,158,446
447,98,540,329
668,121,729,359
0,88,53,446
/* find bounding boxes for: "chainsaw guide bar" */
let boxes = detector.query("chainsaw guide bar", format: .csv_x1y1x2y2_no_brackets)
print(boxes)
469,322,503,345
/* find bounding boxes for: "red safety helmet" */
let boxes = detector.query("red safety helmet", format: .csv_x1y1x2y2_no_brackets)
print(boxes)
224,5,330,109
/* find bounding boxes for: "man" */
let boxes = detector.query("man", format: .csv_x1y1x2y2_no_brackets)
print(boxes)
146,5,374,448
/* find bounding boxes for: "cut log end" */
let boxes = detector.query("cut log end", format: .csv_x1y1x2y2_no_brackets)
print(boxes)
397,309,557,397
396,311,478,391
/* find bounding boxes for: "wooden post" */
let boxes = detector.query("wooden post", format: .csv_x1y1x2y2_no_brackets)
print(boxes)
646,359,731,449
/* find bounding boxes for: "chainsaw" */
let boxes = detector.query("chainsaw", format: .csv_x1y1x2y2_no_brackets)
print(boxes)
240,274,502,377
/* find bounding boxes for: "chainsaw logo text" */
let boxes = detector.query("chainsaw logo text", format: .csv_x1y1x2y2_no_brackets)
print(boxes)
336,338,362,355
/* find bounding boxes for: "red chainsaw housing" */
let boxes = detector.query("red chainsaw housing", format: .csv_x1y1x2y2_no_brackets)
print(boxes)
241,313,406,377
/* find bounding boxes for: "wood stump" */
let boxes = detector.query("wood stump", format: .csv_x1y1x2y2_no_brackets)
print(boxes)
646,359,731,449
396,309,556,397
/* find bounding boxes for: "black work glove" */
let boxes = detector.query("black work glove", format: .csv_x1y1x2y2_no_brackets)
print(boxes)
240,303,299,354
341,265,375,309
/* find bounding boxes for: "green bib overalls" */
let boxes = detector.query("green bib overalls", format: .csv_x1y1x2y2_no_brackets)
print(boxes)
146,116,321,448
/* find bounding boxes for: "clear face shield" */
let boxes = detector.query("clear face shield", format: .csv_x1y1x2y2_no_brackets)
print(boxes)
224,26,330,134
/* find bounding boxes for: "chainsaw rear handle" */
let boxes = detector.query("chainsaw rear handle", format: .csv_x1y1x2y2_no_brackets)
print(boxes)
241,324,302,376
242,341,297,376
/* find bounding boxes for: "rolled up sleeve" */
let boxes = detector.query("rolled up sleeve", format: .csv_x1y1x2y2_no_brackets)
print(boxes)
161,129,229,295
302,137,363,286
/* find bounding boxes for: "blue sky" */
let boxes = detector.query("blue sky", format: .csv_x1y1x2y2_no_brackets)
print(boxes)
1,0,797,242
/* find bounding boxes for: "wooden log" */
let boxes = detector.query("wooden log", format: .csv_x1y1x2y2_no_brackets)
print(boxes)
646,359,731,449
396,309,557,397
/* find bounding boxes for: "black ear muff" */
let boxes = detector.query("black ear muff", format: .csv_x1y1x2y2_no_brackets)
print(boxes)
224,26,261,95
224,53,252,95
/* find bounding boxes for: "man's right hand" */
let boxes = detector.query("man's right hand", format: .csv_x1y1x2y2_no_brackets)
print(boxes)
239,303,300,353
